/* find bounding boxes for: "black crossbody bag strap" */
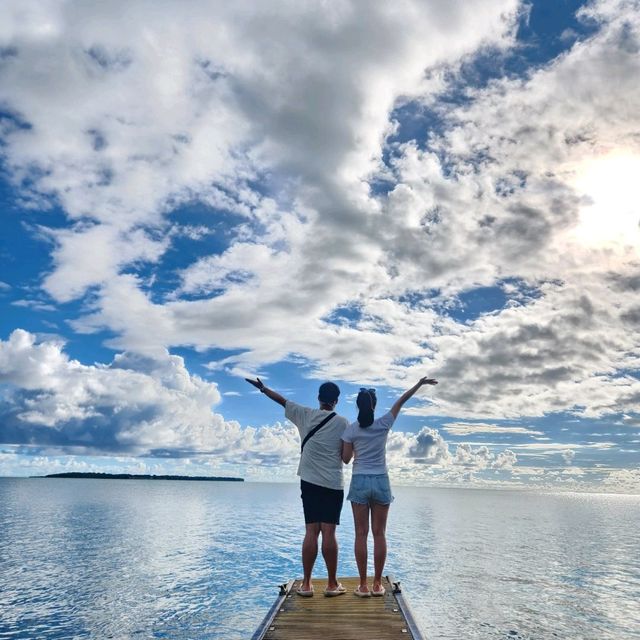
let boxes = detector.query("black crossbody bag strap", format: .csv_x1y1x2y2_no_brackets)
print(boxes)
300,412,336,453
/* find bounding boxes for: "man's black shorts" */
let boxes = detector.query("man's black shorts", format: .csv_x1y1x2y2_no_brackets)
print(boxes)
300,479,344,525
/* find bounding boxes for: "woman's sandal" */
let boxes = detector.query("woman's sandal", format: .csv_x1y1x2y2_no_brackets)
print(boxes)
354,585,371,597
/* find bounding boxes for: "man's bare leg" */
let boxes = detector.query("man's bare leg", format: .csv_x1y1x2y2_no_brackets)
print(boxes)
302,523,321,592
371,502,390,592
351,502,370,592
320,522,340,590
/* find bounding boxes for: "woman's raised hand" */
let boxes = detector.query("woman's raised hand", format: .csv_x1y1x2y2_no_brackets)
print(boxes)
391,376,437,417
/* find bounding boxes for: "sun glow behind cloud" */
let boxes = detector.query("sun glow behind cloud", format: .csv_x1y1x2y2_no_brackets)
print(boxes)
571,151,640,248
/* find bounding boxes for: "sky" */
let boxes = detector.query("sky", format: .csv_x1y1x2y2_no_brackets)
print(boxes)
1,0,639,493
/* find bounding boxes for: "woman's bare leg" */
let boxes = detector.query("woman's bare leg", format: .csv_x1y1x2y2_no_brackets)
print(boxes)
371,502,390,592
352,502,370,592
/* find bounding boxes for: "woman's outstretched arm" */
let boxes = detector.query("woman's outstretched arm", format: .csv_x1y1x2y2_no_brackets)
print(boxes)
390,376,438,418
245,377,287,407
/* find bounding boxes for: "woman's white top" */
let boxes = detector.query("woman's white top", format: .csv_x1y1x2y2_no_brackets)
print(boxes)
341,411,396,475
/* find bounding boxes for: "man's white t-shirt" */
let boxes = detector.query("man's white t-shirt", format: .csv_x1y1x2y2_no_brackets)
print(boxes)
285,400,349,490
341,411,396,475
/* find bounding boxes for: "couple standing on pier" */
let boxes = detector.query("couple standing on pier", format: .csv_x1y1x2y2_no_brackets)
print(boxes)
245,375,437,598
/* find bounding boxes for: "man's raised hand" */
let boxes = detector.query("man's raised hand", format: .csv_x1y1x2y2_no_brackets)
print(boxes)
245,377,265,391
245,377,287,407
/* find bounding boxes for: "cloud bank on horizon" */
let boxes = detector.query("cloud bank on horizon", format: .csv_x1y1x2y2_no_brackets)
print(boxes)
1,0,639,492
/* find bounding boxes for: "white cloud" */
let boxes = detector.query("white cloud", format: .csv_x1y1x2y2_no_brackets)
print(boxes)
78,0,640,425
442,422,543,436
0,0,521,348
0,330,525,483
0,0,520,295
602,468,640,493
407,427,452,465
1,1,640,488
386,426,518,475
43,224,170,303
0,329,300,464
493,449,518,469
11,298,57,312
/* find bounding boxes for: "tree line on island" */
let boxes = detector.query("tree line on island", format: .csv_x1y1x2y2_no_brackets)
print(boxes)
37,472,244,481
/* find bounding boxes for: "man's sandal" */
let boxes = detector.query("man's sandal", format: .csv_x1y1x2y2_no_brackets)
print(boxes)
324,583,346,597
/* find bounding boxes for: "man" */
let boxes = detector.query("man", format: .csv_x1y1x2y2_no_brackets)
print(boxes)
245,377,349,597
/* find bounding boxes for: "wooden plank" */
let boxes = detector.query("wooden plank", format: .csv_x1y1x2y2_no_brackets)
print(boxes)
254,576,424,640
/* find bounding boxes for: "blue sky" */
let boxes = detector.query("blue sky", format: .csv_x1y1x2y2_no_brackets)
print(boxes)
1,0,639,492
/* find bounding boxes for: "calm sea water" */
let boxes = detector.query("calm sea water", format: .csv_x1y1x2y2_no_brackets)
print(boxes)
0,478,638,639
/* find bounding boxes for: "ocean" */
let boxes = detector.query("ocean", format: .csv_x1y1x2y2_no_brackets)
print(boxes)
0,478,638,639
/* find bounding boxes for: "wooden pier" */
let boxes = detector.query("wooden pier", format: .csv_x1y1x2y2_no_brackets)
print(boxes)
252,576,425,640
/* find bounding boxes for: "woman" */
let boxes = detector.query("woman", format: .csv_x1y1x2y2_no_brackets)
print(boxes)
341,376,438,597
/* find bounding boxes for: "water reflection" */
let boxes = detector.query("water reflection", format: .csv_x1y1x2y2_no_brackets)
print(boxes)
1,480,638,639
388,488,640,640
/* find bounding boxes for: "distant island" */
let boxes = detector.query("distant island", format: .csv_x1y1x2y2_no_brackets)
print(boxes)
37,472,244,482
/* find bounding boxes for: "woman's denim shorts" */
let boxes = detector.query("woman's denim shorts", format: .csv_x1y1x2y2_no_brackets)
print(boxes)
347,473,394,506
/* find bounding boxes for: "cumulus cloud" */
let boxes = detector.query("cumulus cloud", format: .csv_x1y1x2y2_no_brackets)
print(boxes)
385,426,518,475
602,468,640,493
492,449,518,469
369,0,640,420
411,280,640,419
1,1,640,488
0,329,300,464
0,0,521,353
32,0,638,426
0,330,525,482
452,442,517,470
0,328,631,491
407,427,452,465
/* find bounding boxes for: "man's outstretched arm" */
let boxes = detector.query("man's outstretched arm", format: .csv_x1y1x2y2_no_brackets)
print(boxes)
245,377,287,407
